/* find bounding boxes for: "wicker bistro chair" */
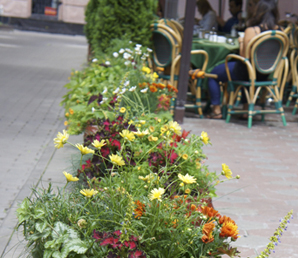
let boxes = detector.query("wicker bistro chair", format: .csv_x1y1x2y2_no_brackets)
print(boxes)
170,50,218,117
150,23,182,84
225,30,289,128
286,26,298,110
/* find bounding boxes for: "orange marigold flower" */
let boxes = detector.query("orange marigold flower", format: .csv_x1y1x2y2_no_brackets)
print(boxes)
149,85,158,93
167,84,178,93
219,215,235,225
134,200,146,219
190,204,197,211
220,221,239,240
156,83,166,89
200,206,220,218
202,221,215,243
69,108,74,115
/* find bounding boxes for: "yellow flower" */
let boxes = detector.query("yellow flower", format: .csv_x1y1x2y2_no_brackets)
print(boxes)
65,112,69,117
120,107,126,113
128,120,134,125
178,173,197,184
64,121,68,126
77,219,87,229
80,189,98,198
180,182,184,187
53,130,69,149
63,171,79,182
140,120,146,125
69,108,74,115
182,154,188,160
149,126,155,132
196,162,201,169
168,121,181,135
153,72,159,79
221,163,232,179
142,66,151,74
109,154,125,166
200,131,209,144
158,119,161,123
148,136,158,142
120,129,135,141
139,174,155,182
134,129,149,137
92,139,106,149
76,144,95,155
149,188,165,202
185,189,191,194
160,126,168,134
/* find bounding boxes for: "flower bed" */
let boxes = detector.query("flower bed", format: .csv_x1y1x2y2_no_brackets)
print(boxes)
16,42,293,258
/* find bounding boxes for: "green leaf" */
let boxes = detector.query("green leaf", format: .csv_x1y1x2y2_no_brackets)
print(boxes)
35,220,47,233
52,251,63,258
33,207,45,219
61,239,88,258
43,249,54,258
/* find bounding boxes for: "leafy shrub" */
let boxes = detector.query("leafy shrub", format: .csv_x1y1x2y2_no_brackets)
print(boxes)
84,0,158,56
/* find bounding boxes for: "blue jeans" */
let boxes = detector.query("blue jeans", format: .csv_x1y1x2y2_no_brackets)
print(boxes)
208,61,246,105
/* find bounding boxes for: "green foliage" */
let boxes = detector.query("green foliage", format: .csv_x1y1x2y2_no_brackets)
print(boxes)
84,0,158,56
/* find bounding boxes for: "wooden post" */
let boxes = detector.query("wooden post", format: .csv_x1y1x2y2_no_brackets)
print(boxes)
174,0,196,124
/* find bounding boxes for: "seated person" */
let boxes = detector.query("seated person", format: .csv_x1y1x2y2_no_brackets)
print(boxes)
207,0,281,119
197,0,218,31
217,0,242,34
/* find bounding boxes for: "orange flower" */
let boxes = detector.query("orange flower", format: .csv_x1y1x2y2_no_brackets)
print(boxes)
149,85,158,93
166,84,178,93
220,221,239,240
219,215,235,225
190,204,197,211
69,108,74,115
156,83,166,89
200,206,220,218
134,200,146,219
202,221,215,243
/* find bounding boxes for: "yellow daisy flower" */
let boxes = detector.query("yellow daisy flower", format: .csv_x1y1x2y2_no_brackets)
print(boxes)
149,188,165,202
76,144,95,155
109,154,125,166
221,163,232,179
53,130,69,149
168,121,181,135
63,171,79,182
92,139,106,149
149,126,155,132
140,120,146,125
133,129,149,137
178,173,197,184
80,189,98,198
185,189,191,194
182,154,188,160
200,131,209,144
120,129,135,141
142,66,151,74
120,107,126,113
65,112,69,117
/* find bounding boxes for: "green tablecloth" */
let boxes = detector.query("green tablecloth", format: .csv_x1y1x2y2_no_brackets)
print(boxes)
190,37,239,91
191,38,240,72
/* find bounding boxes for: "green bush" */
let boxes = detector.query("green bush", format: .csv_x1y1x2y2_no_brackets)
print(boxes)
84,0,158,56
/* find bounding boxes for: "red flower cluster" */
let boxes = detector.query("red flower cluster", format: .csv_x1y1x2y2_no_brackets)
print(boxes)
93,230,146,258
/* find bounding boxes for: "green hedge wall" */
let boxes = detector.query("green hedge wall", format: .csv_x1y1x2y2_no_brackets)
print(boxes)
85,0,158,56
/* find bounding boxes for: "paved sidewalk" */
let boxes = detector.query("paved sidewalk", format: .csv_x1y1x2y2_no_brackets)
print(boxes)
0,29,88,257
1,29,298,258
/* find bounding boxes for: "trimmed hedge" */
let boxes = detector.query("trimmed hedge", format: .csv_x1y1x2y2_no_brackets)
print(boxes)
85,0,158,56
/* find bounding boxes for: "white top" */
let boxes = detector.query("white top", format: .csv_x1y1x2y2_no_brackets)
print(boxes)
199,10,218,31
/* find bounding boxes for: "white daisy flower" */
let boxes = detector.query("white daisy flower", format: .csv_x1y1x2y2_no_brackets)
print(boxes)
92,107,95,112
113,52,119,58
119,48,125,54
105,61,110,66
124,61,131,66
123,52,131,59
124,80,130,87
125,48,133,54
113,88,120,94
102,87,107,94
136,44,142,48
92,58,98,62
120,88,126,94
140,88,148,93
147,48,153,53
129,86,137,92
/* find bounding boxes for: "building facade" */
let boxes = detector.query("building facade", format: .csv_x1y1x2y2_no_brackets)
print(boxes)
0,0,88,24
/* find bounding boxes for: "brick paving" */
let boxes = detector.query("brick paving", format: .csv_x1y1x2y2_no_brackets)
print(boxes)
0,29,298,258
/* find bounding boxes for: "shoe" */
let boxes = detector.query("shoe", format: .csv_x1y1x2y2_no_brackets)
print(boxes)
206,112,222,119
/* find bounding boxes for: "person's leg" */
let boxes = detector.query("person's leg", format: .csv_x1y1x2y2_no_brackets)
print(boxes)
208,61,237,117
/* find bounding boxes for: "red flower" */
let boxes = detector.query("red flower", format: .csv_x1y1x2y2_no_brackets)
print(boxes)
129,250,146,258
100,237,120,249
124,241,137,249
168,150,178,163
101,146,110,157
110,139,121,150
